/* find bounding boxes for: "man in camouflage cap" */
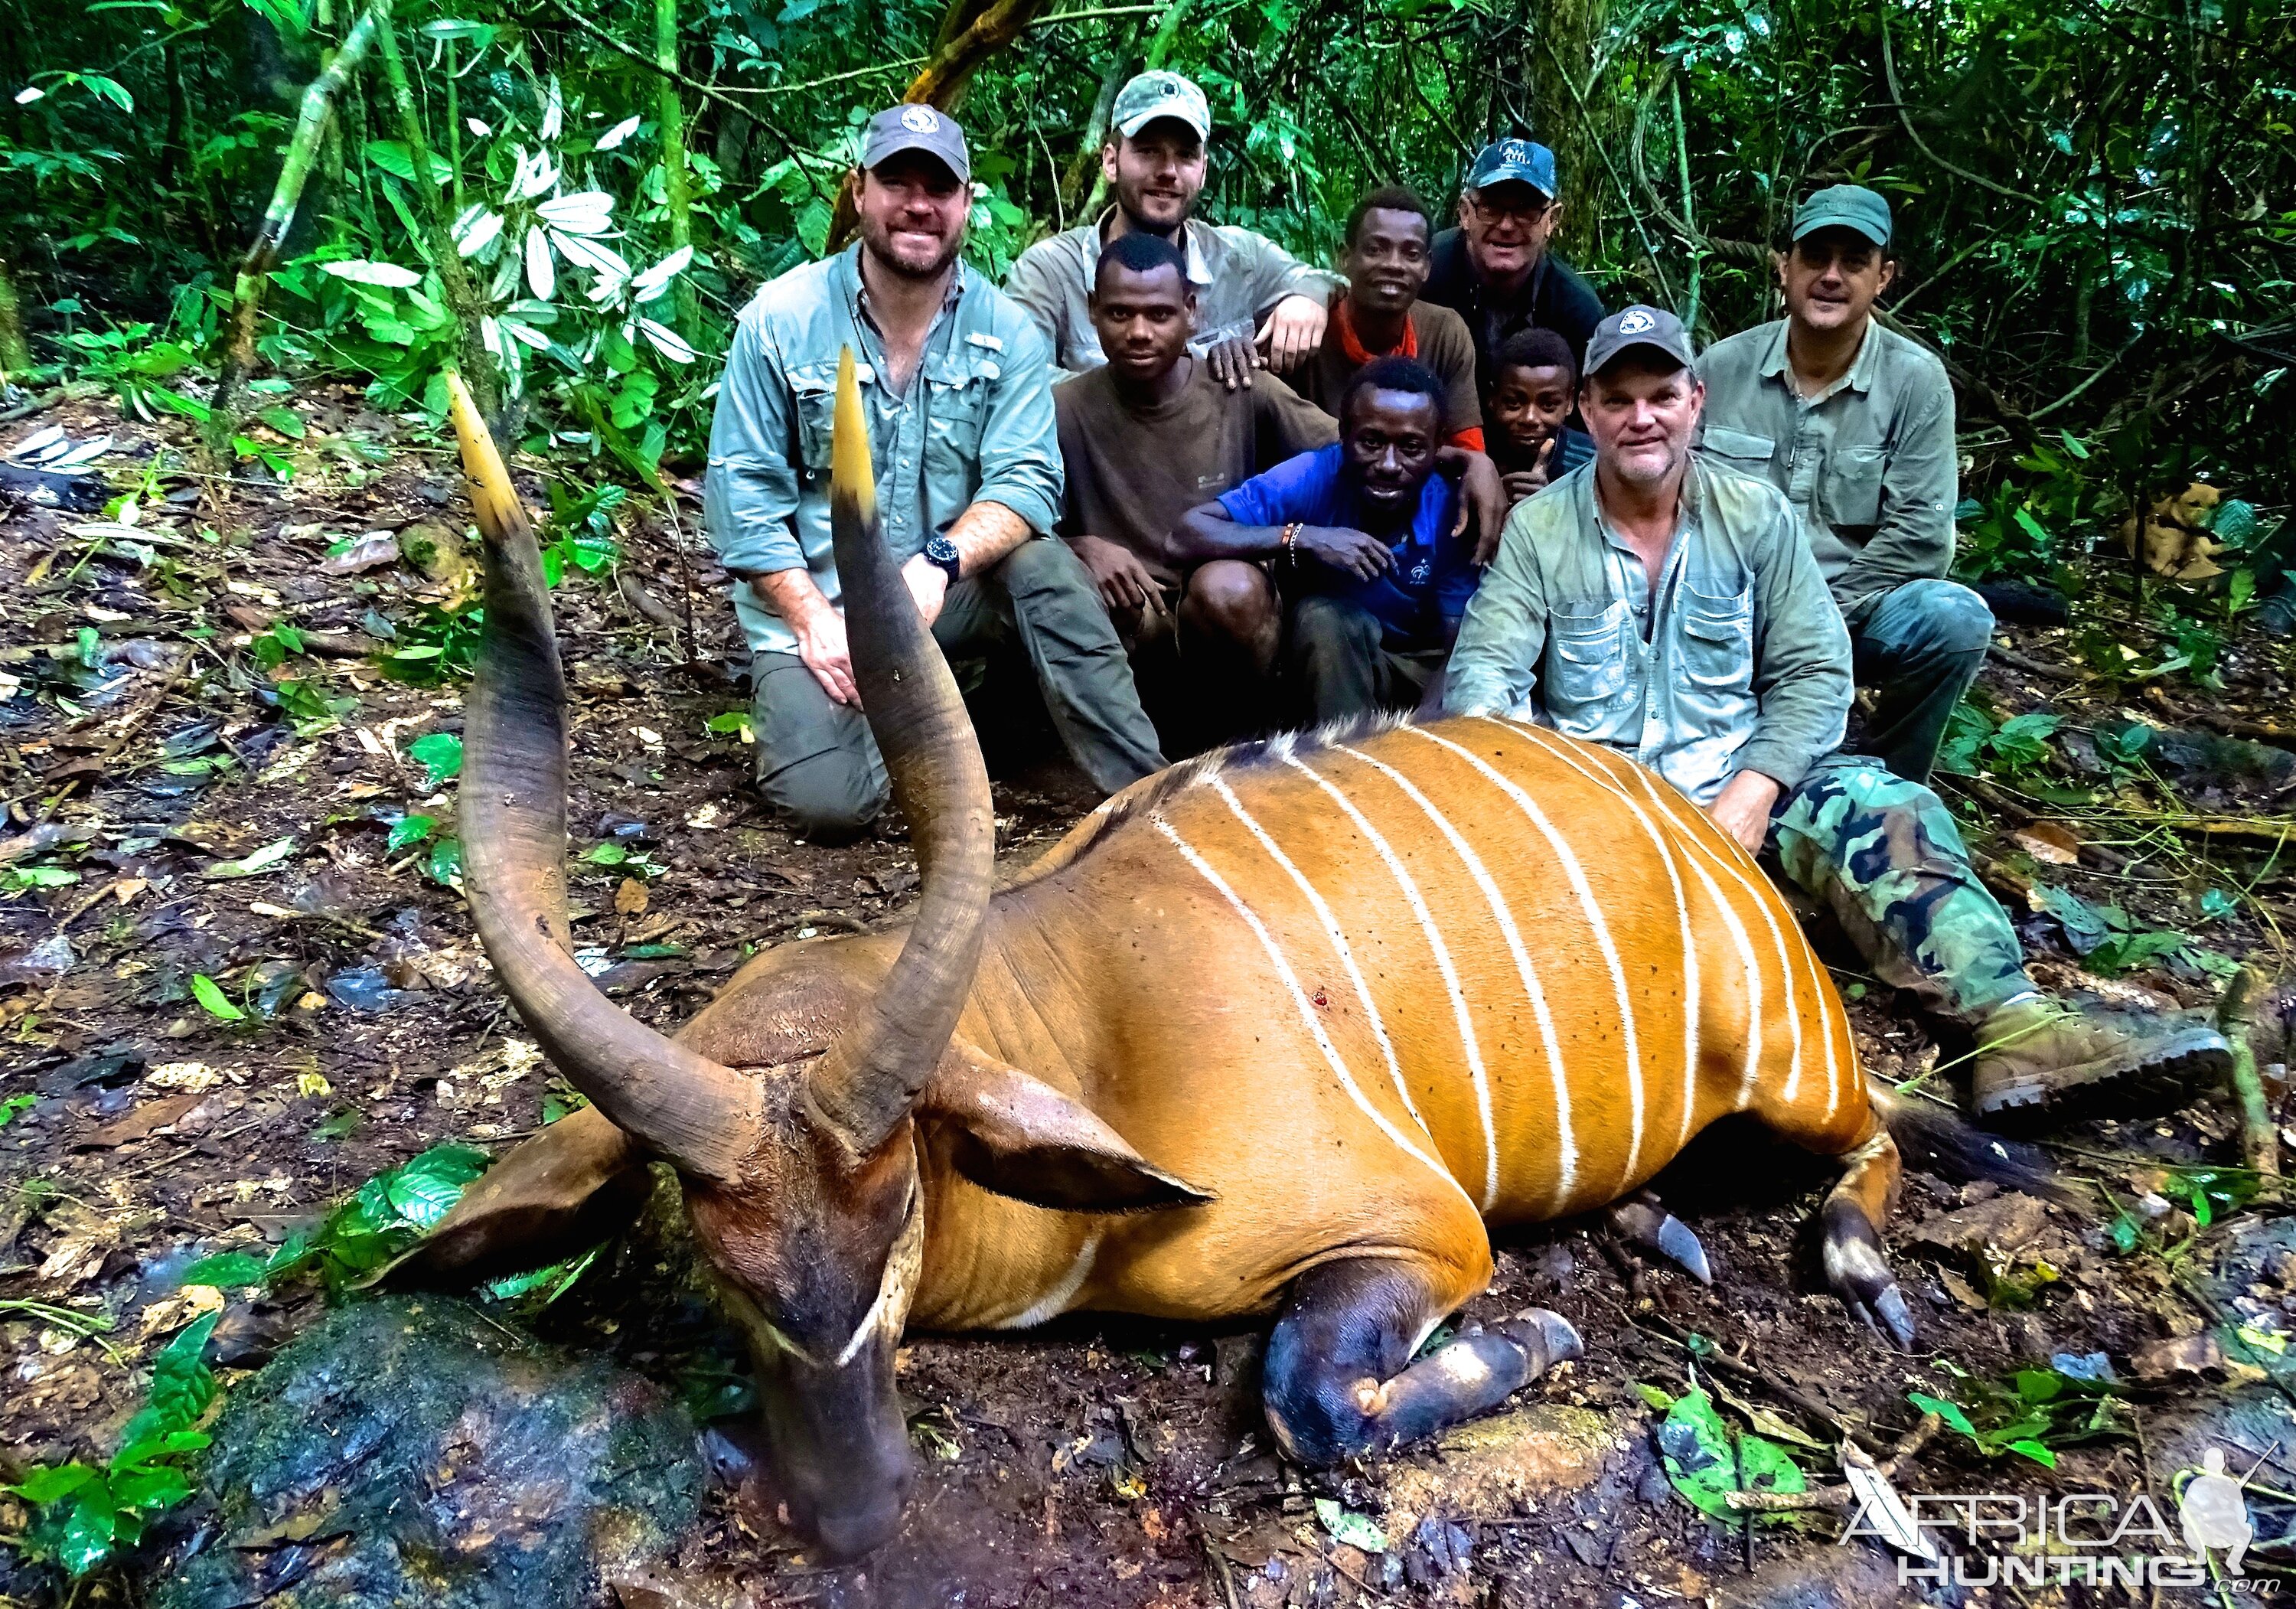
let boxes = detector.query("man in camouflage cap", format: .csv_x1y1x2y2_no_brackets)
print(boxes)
1005,70,1337,385
1450,305,2233,1127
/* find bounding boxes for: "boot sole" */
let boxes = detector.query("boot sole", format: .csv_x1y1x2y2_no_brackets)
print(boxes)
1972,1025,2234,1128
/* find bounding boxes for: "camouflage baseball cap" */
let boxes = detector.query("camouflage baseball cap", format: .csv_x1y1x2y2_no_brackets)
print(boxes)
859,103,970,184
1112,70,1211,141
1792,184,1891,246
1583,305,1695,377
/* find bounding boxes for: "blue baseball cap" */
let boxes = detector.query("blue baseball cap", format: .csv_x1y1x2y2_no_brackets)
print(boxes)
1792,184,1892,246
1466,138,1557,201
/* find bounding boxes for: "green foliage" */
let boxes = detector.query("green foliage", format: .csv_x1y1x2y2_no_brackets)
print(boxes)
4,1312,219,1577
2030,883,2240,982
1654,1388,1806,1524
371,604,482,687
263,1142,490,1292
1910,1361,2131,1470
406,731,464,788
188,972,244,1022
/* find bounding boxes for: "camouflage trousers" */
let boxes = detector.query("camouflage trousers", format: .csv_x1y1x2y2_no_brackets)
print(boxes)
1765,753,2037,1021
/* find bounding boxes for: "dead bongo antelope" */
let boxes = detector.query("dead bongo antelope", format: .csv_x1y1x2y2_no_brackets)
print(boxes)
418,354,1928,1560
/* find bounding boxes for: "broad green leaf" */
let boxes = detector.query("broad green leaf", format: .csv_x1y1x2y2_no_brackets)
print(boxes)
426,836,464,886
8,1463,99,1503
1656,1390,1742,1521
408,731,463,787
191,973,246,1021
320,259,423,289
380,1144,488,1230
120,1310,220,1448
179,1250,268,1290
1313,1497,1388,1552
387,813,438,852
1908,1390,1978,1438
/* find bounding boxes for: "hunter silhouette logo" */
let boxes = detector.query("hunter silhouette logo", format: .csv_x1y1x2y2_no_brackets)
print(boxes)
900,106,941,133
2180,1448,2255,1575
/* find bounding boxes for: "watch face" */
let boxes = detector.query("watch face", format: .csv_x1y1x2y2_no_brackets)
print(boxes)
926,536,957,562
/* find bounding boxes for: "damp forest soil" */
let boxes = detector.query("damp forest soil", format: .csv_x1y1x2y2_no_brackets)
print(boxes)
2,387,2294,1608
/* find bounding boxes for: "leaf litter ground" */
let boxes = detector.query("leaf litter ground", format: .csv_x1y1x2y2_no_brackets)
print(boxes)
2,388,2294,1607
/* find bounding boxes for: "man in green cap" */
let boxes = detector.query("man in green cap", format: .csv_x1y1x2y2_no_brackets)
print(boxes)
1696,184,1988,786
1006,70,1336,385
1450,304,2232,1130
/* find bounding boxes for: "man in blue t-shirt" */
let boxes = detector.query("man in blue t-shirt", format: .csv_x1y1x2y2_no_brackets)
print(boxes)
1174,357,1476,726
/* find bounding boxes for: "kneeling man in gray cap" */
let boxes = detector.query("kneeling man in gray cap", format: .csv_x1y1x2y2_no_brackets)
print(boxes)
706,104,1164,839
1446,305,2230,1131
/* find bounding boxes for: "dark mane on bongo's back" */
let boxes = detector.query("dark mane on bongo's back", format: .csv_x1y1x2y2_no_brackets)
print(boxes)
995,709,1423,893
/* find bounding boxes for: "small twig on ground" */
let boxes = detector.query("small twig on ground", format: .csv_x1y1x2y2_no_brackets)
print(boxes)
1989,644,2084,683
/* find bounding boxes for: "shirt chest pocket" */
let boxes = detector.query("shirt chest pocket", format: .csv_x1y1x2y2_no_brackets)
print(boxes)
1822,444,1886,528
786,365,840,480
1701,426,1776,472
1678,586,1753,696
1548,604,1631,708
922,354,996,481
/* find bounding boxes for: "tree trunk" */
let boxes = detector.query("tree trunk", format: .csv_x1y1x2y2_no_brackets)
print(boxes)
1525,0,1609,263
656,0,698,333
373,4,502,426
205,3,385,466
0,256,31,378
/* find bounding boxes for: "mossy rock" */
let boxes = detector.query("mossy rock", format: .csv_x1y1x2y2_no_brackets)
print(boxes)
152,1295,702,1609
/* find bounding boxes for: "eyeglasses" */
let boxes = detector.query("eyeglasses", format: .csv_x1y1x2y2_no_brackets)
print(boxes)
1470,192,1551,224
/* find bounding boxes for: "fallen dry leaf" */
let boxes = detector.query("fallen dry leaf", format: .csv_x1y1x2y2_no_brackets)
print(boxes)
615,877,649,915
2011,821,2082,865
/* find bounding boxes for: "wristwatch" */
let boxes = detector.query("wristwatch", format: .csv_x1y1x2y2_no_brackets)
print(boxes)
923,533,963,585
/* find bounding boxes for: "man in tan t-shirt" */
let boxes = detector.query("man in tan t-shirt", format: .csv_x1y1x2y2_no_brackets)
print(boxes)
1293,185,1483,453
1054,230,1336,749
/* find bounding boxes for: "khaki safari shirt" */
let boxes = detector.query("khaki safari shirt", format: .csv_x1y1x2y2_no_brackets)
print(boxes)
1443,459,1851,805
1694,317,1957,618
705,245,1062,658
1004,207,1341,374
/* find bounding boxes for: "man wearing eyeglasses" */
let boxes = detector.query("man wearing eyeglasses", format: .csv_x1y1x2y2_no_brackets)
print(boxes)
1420,138,1607,400
1694,185,1985,787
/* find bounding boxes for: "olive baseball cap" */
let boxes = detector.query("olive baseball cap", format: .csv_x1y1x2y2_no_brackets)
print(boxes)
1583,305,1695,377
1112,70,1211,141
859,103,970,184
1465,137,1558,200
1792,184,1892,246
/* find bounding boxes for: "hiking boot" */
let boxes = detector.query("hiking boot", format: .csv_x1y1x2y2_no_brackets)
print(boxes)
1970,995,2232,1124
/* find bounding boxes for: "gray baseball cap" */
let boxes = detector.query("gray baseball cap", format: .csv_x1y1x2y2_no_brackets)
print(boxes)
859,103,970,184
1792,184,1892,246
1583,305,1695,377
1112,70,1211,141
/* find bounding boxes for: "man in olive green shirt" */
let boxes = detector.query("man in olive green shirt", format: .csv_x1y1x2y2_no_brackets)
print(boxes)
1695,185,1988,785
1451,305,2230,1131
1005,72,1335,382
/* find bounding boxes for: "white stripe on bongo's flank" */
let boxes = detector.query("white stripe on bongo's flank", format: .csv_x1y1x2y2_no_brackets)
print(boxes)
996,1232,1101,1330
1600,750,1800,1109
1332,743,1574,1210
1486,720,1703,1157
1403,726,1647,1185
1206,774,1433,1139
1282,755,1496,1209
1150,814,1473,1210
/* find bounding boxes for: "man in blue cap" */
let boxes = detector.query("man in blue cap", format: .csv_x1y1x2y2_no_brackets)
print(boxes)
1696,184,1985,787
706,103,1164,840
1420,137,1607,401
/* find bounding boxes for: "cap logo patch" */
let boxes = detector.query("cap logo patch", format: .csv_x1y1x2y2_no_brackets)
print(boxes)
900,106,940,133
1618,308,1657,335
1505,139,1531,164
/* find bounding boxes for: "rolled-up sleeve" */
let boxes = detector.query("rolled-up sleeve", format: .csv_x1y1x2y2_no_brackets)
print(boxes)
1838,362,1958,605
704,308,805,576
1738,502,1853,789
1002,240,1078,370
1443,499,1552,716
969,315,1064,535
1241,229,1341,318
